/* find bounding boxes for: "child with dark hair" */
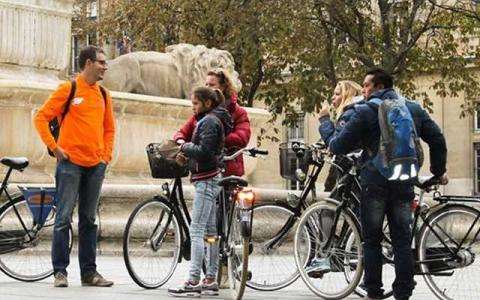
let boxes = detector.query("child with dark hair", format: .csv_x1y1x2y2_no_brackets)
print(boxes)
168,87,232,297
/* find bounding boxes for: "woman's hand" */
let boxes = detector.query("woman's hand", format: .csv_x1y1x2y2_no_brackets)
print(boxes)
318,100,331,118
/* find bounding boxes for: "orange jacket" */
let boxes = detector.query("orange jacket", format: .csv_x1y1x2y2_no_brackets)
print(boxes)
34,75,115,167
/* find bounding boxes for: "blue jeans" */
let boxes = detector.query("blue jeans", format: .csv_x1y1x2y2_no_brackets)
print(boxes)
189,176,221,282
52,160,106,277
360,183,415,299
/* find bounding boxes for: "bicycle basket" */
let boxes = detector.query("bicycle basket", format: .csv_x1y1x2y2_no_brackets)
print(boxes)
146,142,189,179
279,142,310,181
19,187,56,226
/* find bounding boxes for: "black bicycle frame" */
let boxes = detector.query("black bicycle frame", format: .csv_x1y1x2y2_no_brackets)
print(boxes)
262,160,325,252
0,167,33,240
150,178,192,259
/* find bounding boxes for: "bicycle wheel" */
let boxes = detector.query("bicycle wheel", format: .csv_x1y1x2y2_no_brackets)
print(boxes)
0,195,73,281
294,200,363,299
227,205,249,300
418,204,480,300
246,204,299,291
123,197,181,289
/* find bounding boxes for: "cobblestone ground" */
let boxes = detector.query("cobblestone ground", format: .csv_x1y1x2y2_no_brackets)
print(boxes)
0,254,460,300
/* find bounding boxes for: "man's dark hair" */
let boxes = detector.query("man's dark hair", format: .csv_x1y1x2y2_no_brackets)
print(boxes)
78,46,104,70
366,68,393,89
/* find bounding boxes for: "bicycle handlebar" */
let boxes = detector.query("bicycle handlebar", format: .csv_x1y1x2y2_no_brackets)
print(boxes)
223,147,269,162
415,176,444,191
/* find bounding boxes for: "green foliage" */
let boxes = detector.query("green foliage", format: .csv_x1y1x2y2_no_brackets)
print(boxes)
74,0,480,124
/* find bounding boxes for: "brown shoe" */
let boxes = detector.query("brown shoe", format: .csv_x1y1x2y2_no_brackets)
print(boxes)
81,271,114,287
54,272,68,287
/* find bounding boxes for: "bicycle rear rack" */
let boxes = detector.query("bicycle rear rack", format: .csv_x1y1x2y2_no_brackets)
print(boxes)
434,195,480,204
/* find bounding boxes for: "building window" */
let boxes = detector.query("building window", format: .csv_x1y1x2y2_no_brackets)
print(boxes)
286,114,305,190
475,110,480,131
287,114,305,141
71,36,80,74
87,1,98,19
474,143,480,194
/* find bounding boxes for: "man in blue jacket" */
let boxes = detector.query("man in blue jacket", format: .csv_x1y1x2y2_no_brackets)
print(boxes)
329,69,448,300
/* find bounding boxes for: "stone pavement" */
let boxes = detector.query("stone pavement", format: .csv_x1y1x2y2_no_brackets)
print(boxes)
0,255,444,300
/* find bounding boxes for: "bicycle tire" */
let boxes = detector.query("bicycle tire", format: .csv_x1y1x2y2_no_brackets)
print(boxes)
294,200,363,299
246,203,299,291
228,205,250,300
418,204,480,300
123,197,181,289
0,195,73,282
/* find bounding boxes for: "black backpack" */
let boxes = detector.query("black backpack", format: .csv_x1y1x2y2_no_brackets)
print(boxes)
47,80,107,157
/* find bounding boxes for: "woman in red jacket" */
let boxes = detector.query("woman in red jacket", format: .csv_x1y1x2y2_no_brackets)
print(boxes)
174,69,251,176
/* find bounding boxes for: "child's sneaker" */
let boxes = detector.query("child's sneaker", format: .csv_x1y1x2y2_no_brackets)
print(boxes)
168,281,201,298
201,278,219,296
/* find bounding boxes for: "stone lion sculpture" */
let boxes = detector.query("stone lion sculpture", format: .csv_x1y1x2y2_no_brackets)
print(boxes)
101,43,242,98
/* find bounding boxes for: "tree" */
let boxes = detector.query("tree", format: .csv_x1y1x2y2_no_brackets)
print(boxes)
258,0,480,121
73,0,480,120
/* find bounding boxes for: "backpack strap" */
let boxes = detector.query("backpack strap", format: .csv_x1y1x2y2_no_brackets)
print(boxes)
60,80,76,124
60,82,107,123
361,98,383,158
365,98,382,110
99,85,107,103
99,85,108,119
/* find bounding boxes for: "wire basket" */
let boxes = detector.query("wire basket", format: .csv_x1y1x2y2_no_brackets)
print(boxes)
279,142,310,181
146,142,189,179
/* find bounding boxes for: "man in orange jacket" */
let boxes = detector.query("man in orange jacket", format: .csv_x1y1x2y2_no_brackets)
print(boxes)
34,46,115,288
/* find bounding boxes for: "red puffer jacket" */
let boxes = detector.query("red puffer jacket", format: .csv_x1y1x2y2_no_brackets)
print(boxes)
174,94,251,176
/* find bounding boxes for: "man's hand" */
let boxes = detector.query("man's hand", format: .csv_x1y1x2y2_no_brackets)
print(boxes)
176,152,187,166
439,173,449,185
318,100,331,118
53,147,69,162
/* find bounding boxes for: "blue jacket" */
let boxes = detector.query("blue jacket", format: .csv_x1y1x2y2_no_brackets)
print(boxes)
318,101,364,146
329,88,447,186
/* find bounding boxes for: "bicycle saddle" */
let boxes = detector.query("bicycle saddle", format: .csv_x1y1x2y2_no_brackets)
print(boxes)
0,157,29,170
218,176,248,187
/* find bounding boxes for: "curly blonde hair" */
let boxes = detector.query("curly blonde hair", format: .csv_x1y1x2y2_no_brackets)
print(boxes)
334,80,362,119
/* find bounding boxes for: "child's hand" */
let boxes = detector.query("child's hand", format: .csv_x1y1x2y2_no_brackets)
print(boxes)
176,152,187,166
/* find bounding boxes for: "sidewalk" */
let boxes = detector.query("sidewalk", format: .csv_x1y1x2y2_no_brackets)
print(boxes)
0,255,438,299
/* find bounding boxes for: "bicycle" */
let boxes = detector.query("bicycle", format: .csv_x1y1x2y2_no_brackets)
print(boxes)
355,176,480,300
296,158,480,300
293,150,364,299
122,145,267,299
0,156,73,281
247,141,360,291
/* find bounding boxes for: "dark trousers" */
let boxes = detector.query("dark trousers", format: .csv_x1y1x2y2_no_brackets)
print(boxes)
52,160,106,277
360,183,415,299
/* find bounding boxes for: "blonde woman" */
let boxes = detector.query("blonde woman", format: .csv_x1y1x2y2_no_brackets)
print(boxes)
318,80,363,193
318,80,363,146
305,80,363,278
